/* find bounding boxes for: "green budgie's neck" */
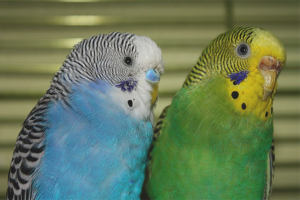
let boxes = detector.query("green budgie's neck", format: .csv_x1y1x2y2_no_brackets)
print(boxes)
148,74,273,199
173,74,272,151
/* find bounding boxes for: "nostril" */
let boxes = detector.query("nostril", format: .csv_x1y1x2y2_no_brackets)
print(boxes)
276,61,282,72
146,68,160,83
269,56,274,62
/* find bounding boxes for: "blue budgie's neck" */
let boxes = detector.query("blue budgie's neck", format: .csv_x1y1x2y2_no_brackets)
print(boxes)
34,79,154,200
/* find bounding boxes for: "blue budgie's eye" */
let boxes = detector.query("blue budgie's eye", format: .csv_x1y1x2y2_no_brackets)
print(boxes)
123,56,133,66
236,43,250,58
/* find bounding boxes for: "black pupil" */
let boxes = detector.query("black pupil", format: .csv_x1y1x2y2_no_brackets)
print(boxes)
239,44,248,55
124,57,132,65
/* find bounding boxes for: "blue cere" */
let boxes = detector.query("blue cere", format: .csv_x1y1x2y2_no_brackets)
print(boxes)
146,69,160,83
228,70,249,85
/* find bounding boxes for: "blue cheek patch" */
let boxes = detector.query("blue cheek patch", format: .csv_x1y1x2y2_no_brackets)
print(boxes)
115,79,137,92
228,70,249,85
146,69,160,83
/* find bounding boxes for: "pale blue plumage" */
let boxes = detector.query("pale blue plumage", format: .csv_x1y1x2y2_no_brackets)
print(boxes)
35,81,152,199
6,32,164,200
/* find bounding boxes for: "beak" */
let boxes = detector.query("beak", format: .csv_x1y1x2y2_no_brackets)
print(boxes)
146,69,160,105
258,56,282,100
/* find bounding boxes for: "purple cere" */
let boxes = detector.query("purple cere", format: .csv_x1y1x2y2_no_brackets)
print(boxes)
115,79,138,92
228,70,249,85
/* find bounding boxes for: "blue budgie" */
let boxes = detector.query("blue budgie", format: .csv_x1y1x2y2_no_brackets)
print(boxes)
6,32,164,200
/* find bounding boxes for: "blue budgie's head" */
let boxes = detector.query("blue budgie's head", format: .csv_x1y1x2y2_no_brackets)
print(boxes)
64,32,164,84
49,32,164,120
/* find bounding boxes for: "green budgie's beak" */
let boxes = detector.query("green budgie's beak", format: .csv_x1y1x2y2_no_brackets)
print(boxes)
258,56,283,100
146,69,160,105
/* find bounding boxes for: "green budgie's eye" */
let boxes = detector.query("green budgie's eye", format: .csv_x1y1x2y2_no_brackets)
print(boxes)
236,43,250,58
123,56,133,66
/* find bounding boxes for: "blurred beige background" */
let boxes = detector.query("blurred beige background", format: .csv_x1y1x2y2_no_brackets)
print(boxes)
0,0,299,199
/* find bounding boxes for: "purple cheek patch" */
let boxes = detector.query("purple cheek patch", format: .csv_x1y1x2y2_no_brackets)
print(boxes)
115,79,137,92
228,70,249,85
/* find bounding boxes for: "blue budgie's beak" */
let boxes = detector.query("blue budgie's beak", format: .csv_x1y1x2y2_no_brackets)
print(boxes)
146,69,160,105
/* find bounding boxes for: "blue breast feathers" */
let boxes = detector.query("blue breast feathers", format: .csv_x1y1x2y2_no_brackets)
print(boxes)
34,80,153,200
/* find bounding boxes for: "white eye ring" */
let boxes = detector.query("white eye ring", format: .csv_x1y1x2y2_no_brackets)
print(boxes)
235,43,251,58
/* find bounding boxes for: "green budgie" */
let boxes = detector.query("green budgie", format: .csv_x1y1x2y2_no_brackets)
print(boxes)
145,27,286,199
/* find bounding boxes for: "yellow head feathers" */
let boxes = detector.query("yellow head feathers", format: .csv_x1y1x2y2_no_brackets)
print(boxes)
184,27,286,88
184,27,286,120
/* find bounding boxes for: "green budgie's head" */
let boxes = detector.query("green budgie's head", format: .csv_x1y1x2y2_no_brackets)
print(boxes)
184,27,286,120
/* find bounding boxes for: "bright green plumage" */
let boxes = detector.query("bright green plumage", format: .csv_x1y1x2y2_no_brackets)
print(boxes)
145,27,286,200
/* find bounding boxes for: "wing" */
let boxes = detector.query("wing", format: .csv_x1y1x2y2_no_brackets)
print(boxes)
147,105,170,170
6,97,49,200
141,105,169,199
263,139,275,200
153,105,170,141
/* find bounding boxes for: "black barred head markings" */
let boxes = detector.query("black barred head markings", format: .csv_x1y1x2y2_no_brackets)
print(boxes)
57,32,140,91
184,27,254,87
